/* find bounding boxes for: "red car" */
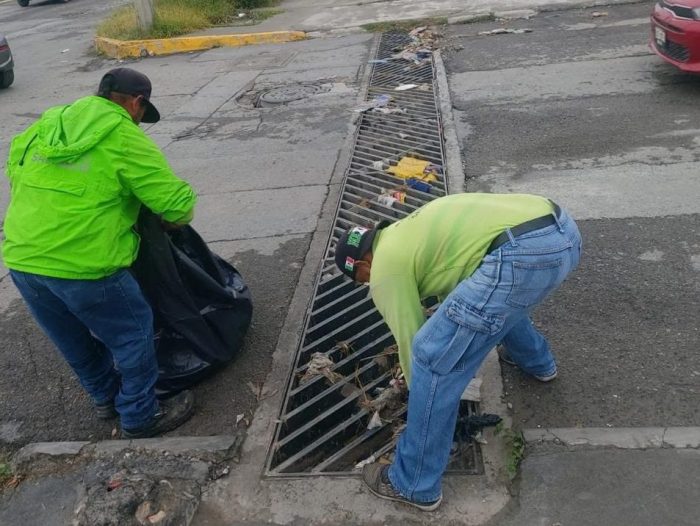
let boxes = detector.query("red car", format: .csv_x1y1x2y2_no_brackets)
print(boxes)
651,0,700,72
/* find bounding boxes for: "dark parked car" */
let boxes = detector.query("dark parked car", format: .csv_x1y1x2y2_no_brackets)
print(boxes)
17,0,69,5
651,0,700,72
0,34,13,89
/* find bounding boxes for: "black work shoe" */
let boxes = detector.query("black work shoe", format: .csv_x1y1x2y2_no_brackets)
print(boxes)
121,391,195,439
497,345,557,382
95,401,118,420
362,463,442,511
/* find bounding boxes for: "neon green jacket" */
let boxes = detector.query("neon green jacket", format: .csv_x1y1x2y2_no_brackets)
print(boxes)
2,95,196,279
369,193,555,384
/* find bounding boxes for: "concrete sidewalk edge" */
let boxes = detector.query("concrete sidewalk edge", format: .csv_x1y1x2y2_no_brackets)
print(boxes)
10,435,244,475
524,426,700,449
94,31,306,60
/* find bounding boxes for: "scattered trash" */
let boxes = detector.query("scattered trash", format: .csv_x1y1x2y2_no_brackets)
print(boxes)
147,510,167,524
374,107,407,114
591,11,608,17
478,28,533,36
409,26,428,37
368,59,390,64
398,132,409,139
395,84,417,91
406,178,432,193
236,413,245,426
377,190,406,208
106,472,125,492
473,431,488,445
417,83,431,92
353,94,404,114
367,411,384,430
377,194,398,208
355,454,377,470
61,48,69,53
237,12,246,18
300,352,342,384
365,383,406,414
372,160,385,170
454,413,502,443
387,156,439,183
135,501,153,525
373,94,391,106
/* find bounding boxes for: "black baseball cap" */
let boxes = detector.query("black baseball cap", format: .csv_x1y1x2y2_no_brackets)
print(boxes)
97,68,160,123
334,220,390,280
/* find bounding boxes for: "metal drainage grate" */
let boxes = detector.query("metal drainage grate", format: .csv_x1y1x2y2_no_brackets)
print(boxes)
265,33,482,476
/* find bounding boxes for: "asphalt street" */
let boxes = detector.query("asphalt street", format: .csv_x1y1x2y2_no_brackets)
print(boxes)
445,2,700,428
0,0,372,452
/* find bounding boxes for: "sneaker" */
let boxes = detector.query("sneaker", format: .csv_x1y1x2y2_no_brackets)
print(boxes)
362,463,442,512
121,391,195,439
497,345,557,383
95,400,118,420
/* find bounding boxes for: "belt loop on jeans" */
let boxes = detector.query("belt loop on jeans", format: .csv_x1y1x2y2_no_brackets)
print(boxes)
487,201,562,254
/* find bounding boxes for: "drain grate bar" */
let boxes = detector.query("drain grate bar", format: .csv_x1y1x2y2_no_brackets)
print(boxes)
266,33,481,476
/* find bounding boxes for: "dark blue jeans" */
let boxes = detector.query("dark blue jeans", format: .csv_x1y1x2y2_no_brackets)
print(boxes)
10,269,158,429
388,208,582,503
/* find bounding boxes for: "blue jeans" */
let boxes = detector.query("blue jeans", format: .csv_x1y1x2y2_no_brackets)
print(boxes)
388,208,582,503
10,269,159,429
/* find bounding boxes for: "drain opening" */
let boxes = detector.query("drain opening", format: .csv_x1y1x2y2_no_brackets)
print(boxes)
266,33,484,476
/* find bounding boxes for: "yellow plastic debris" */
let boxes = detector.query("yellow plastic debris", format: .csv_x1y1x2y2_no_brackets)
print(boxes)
387,156,437,182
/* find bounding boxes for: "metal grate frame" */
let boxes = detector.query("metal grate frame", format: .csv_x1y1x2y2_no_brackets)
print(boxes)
265,33,482,477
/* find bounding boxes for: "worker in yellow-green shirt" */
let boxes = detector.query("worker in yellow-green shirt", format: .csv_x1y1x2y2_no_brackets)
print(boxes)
2,68,196,439
334,192,582,511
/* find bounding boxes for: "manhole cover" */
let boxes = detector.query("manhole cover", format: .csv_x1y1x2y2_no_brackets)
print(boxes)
257,84,328,107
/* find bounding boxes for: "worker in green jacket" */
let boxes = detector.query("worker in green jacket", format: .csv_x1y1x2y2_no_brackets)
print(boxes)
2,68,197,438
334,192,582,510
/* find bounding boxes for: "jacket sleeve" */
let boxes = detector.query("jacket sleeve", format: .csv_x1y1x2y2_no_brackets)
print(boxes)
118,125,196,223
370,274,425,386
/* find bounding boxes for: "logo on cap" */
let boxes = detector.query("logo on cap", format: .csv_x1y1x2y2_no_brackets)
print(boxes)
347,227,367,248
344,257,355,272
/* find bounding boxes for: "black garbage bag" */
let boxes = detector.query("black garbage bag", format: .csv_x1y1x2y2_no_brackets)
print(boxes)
131,209,253,395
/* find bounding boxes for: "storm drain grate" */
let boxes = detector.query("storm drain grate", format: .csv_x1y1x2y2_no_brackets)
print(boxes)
266,34,482,476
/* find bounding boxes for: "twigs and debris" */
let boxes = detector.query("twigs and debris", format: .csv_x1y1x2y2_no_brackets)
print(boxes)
300,352,342,385
353,94,407,115
390,26,439,65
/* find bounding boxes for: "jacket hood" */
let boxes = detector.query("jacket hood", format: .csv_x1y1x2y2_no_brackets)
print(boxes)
36,96,131,163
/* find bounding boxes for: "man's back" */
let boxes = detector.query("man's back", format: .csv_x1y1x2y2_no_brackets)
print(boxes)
3,95,195,280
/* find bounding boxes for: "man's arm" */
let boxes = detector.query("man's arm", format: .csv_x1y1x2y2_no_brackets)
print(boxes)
118,127,196,223
370,274,425,386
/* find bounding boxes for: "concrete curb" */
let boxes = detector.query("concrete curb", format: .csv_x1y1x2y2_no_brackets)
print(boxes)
94,31,306,59
434,49,466,194
524,427,700,449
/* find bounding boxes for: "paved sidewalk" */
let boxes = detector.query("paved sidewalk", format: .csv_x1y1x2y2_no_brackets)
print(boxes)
493,442,700,526
199,0,642,35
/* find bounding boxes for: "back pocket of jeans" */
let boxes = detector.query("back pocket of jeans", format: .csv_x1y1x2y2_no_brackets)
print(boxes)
506,258,563,309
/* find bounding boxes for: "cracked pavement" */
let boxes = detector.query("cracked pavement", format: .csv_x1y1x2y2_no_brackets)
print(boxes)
444,2,700,429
